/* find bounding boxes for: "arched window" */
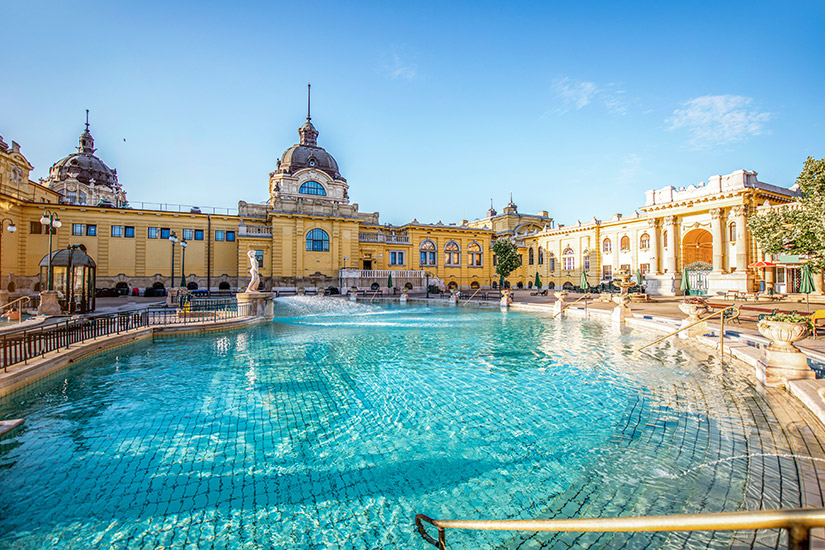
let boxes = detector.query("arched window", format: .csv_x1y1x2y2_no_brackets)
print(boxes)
538,247,544,265
218,281,231,290
468,242,483,266
562,247,575,271
528,248,535,265
548,253,555,272
620,236,630,251
729,222,737,242
640,233,650,249
603,238,612,253
298,181,327,196
419,239,436,266
306,228,330,251
445,241,460,266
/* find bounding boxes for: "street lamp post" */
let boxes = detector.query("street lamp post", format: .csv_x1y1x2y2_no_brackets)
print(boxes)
168,231,178,288
180,240,188,287
39,210,62,290
0,218,17,292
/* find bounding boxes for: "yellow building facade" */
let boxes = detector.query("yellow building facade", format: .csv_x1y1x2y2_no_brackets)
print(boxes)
0,115,813,305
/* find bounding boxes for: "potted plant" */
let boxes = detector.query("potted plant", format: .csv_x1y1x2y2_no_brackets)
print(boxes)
757,312,811,352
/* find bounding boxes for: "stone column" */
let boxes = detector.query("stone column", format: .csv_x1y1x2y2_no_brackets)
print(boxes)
647,218,659,274
709,208,724,272
664,216,677,274
764,252,775,292
731,205,748,272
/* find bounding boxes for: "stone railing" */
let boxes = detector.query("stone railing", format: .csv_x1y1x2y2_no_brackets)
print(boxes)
238,224,272,237
340,269,425,279
358,232,411,244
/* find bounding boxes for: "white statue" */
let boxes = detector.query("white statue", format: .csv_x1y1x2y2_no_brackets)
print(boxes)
246,250,261,293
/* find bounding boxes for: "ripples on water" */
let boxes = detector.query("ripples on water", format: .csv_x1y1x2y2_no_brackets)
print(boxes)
0,297,816,549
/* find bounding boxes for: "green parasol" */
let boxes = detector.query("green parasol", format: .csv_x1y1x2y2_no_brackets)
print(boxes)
534,272,542,289
636,269,643,287
580,270,589,291
387,273,393,288
680,269,691,294
800,262,815,312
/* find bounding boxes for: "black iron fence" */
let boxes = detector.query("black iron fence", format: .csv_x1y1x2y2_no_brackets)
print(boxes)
1,300,254,372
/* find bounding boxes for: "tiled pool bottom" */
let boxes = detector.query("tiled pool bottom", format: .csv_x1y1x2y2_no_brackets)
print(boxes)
0,300,824,549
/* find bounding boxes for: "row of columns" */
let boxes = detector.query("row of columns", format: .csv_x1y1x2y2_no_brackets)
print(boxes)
647,206,749,275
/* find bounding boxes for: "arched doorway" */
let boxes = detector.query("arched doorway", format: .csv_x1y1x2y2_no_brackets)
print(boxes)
682,229,712,266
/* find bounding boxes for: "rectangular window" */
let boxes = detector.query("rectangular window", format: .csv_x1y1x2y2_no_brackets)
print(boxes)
160,228,171,240
148,227,159,239
30,221,42,234
549,257,555,272
493,254,497,266
111,225,123,237
420,251,427,266
640,263,650,275
254,250,263,268
390,251,405,266
621,264,631,273
602,265,612,280
73,224,84,236
215,230,225,241
584,255,590,272
183,229,194,241
124,226,135,238
86,225,97,236
226,231,235,242
194,229,204,241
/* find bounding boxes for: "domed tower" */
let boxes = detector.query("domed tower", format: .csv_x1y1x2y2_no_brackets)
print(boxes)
47,110,127,207
268,85,351,212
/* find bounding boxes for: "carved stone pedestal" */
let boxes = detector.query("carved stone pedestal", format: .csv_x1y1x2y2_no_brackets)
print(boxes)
400,289,409,303
552,291,567,317
756,320,813,387
500,289,512,309
448,289,458,306
38,291,61,316
237,292,274,320
611,295,631,325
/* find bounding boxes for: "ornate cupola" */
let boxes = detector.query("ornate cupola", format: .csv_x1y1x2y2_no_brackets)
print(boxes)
46,110,127,207
503,193,518,214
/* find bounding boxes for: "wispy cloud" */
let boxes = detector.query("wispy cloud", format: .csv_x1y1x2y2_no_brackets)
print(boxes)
383,53,417,80
550,77,627,115
667,95,770,148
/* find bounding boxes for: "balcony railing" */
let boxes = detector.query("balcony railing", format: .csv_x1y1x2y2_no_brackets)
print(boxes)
358,232,411,244
339,269,426,279
238,224,272,237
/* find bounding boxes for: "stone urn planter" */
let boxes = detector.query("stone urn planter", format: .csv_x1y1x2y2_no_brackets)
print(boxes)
553,291,567,316
400,288,409,303
349,286,359,302
297,287,305,295
677,300,710,339
757,319,809,352
448,288,459,306
678,301,709,321
554,291,568,300
756,317,813,387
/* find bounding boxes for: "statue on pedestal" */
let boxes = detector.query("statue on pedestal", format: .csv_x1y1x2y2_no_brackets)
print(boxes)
246,250,261,293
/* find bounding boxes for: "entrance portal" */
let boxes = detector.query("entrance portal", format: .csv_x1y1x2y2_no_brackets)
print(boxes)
682,229,712,266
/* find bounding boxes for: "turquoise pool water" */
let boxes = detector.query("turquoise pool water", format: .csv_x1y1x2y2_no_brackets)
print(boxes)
0,298,822,549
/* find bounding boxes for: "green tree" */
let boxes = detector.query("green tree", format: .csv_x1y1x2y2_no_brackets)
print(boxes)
493,238,521,283
748,156,825,271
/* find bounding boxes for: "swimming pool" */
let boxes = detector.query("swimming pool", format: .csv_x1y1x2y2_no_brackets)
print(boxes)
0,298,823,548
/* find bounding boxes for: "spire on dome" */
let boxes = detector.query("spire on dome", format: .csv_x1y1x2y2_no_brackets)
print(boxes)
298,84,319,146
78,109,96,154
486,198,497,218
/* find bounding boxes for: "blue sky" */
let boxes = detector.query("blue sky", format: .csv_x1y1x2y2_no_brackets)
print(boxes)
1,1,823,225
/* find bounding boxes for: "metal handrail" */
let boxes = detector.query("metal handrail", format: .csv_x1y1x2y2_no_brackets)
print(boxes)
552,294,589,319
634,305,738,356
415,507,825,550
462,288,482,305
0,296,31,314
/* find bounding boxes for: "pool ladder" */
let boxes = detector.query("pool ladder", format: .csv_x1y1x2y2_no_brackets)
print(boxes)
416,507,825,550
0,296,32,323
